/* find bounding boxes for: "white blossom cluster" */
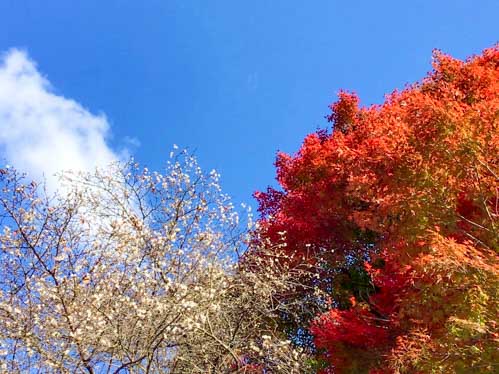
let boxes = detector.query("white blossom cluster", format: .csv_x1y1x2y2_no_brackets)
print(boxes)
0,153,311,373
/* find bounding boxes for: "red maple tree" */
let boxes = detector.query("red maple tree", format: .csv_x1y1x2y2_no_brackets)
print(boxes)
254,46,498,373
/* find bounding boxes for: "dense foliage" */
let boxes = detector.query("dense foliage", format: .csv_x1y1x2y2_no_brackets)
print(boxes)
255,46,498,372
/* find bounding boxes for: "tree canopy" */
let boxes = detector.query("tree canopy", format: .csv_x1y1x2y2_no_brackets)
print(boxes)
0,154,310,373
254,45,498,373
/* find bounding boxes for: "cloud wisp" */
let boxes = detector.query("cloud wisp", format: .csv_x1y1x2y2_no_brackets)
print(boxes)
0,49,121,192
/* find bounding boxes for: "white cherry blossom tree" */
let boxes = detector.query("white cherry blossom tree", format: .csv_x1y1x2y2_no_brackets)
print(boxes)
0,153,311,373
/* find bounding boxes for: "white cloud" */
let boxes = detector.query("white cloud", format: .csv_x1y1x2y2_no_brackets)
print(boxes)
0,49,121,192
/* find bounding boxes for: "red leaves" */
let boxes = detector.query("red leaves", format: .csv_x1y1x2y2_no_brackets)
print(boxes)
311,308,390,350
254,187,283,217
253,45,499,372
255,44,499,252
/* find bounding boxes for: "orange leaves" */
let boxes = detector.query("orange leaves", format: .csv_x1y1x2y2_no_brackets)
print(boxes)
416,232,498,276
253,44,499,373
388,328,432,372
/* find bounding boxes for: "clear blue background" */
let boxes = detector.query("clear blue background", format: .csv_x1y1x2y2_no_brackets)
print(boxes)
1,0,497,208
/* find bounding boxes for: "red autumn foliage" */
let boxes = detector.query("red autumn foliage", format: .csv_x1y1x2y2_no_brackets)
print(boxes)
254,46,499,372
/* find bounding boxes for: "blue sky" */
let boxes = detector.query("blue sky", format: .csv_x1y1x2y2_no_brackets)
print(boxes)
0,0,497,208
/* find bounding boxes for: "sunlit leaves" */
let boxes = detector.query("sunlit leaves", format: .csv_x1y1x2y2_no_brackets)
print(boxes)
254,45,498,372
